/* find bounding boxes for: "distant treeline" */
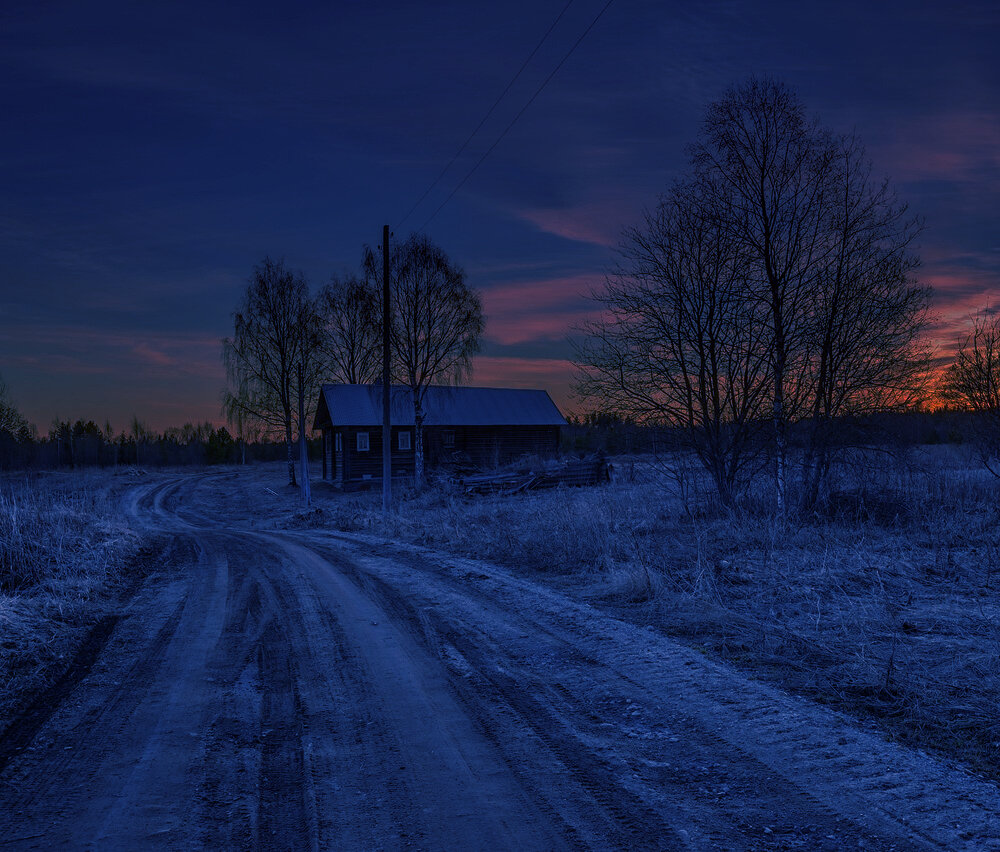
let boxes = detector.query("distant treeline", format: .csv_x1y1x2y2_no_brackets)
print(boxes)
561,409,977,457
0,410,977,472
0,419,321,471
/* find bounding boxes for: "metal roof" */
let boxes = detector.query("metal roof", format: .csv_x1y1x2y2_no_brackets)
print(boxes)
314,384,566,428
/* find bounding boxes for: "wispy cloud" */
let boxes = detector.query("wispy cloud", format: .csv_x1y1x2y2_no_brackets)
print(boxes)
482,274,601,345
0,324,223,378
876,112,1000,184
513,198,637,248
131,342,178,367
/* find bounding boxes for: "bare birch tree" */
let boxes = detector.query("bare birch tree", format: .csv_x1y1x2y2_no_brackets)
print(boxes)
223,402,264,466
0,375,28,437
223,257,321,487
943,309,1000,475
316,273,382,385
579,78,930,514
576,180,771,506
693,77,836,515
798,136,930,506
387,234,484,489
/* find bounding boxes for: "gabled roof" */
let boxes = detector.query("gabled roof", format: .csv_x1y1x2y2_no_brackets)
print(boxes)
314,384,566,429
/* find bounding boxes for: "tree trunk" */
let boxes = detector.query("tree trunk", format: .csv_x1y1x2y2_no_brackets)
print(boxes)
297,366,311,506
770,293,787,518
285,418,297,487
414,398,425,490
773,409,788,516
800,418,827,513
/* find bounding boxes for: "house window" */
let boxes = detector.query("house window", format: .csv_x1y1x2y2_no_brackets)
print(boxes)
335,433,342,452
443,430,455,449
356,432,369,452
398,431,411,451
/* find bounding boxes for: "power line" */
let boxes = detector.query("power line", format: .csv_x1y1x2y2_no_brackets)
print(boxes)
417,0,616,233
397,0,576,230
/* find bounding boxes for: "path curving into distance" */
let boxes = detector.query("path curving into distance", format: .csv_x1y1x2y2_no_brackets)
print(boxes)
1,472,998,850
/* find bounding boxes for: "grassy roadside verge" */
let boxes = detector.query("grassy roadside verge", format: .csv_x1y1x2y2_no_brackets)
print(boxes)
0,470,149,731
306,448,1000,783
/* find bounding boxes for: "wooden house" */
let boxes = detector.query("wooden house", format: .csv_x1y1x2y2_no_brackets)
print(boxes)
313,384,566,487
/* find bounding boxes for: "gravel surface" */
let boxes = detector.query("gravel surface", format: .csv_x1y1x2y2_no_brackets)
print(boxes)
0,470,997,850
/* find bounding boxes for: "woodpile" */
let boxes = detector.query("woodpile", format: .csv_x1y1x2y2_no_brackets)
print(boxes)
460,454,611,496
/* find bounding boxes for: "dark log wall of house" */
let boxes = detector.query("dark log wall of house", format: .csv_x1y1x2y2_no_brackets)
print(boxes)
323,426,418,483
323,425,560,483
424,426,560,468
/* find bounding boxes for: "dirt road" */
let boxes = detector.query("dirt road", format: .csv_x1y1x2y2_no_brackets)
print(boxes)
0,473,997,850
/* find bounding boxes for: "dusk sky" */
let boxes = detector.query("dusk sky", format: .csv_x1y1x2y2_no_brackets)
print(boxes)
1,1,998,432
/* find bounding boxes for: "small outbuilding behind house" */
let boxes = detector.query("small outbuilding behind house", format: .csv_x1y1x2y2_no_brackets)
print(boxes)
313,384,566,488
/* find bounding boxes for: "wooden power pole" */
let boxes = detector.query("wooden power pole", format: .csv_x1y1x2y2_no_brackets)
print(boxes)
297,360,311,508
382,224,392,515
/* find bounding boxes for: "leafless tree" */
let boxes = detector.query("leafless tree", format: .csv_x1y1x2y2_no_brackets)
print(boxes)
384,234,484,488
130,415,153,467
0,375,28,437
693,77,837,515
942,309,1000,475
579,78,930,514
316,273,382,385
575,180,772,506
223,257,322,487
223,404,264,465
798,136,930,506
102,420,118,466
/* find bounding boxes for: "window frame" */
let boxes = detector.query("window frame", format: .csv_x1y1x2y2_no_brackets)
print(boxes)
398,430,411,451
356,431,369,452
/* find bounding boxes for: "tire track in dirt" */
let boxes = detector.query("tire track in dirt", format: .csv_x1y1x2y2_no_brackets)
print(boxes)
0,614,119,775
306,541,877,850
173,532,320,852
296,530,1000,851
314,546,697,848
262,535,571,850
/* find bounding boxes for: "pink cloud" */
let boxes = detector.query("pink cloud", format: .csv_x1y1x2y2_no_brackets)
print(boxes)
131,342,177,366
514,198,638,248
0,323,224,378
488,310,600,346
482,274,603,345
876,112,1000,183
483,275,598,311
922,266,1000,354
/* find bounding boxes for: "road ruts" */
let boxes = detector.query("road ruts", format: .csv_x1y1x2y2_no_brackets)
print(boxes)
0,471,997,850
291,528,1000,851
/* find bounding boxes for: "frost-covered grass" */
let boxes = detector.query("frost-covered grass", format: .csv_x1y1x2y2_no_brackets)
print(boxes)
0,471,141,725
324,446,1000,781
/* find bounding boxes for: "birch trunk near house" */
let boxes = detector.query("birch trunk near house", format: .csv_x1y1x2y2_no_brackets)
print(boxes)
387,234,484,490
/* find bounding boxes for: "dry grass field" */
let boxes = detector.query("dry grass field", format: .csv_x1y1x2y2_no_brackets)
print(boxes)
311,445,1000,783
0,469,144,725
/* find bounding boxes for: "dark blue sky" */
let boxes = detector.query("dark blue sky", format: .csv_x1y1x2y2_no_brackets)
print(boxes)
1,0,997,430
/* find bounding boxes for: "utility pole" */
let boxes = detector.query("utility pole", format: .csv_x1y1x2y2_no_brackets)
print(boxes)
382,224,392,515
297,360,311,507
